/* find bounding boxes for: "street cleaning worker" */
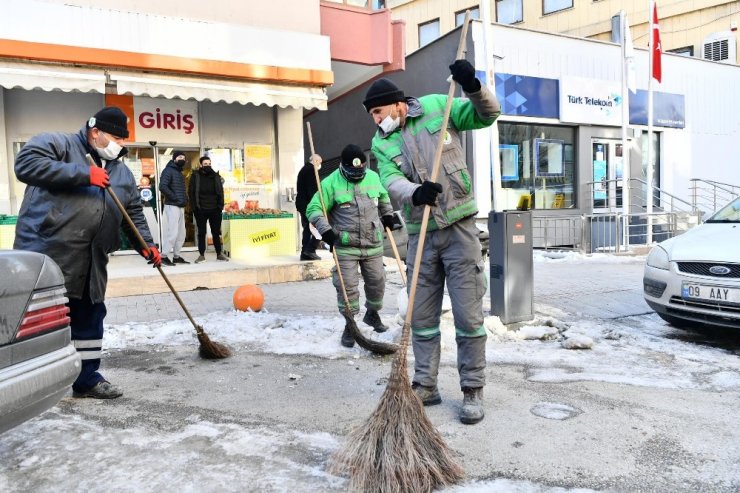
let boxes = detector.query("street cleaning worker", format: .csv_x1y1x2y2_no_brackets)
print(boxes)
306,145,402,347
14,106,161,399
363,60,501,424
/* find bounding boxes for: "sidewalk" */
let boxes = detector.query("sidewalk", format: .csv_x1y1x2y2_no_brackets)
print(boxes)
105,249,334,298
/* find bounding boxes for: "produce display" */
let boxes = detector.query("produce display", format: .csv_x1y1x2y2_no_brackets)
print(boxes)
223,200,291,218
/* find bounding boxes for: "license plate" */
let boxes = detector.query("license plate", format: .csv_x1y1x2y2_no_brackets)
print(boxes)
681,282,740,303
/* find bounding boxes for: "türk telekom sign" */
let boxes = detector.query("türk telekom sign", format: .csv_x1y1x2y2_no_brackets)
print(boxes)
133,97,199,145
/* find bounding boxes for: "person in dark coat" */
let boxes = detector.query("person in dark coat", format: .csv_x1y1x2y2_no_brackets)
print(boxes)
159,151,189,266
295,155,321,260
188,155,227,263
13,106,161,399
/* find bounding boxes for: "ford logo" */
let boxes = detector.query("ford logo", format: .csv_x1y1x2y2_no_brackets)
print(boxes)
709,265,731,275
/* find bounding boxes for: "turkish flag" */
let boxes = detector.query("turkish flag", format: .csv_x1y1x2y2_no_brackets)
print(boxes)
652,3,662,82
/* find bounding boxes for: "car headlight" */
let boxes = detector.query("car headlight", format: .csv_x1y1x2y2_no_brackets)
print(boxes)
646,246,670,270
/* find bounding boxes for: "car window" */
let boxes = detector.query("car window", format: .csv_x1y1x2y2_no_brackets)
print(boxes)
705,197,740,223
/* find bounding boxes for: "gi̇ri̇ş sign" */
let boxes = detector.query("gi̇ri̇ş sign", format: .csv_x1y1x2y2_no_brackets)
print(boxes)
560,77,623,126
133,97,199,145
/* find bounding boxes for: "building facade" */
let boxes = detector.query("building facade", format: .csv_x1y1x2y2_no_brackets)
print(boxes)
305,20,740,247
390,0,739,66
0,0,333,251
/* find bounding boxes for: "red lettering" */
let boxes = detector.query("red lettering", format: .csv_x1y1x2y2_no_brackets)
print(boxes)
163,113,175,129
182,115,195,135
139,112,155,128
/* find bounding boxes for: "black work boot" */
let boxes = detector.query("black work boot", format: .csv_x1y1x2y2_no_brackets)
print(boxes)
411,383,442,406
460,387,484,424
341,316,355,348
362,309,388,333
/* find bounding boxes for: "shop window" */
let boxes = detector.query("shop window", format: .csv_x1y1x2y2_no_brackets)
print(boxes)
543,0,573,15
419,19,440,47
455,7,479,26
496,0,523,25
498,123,577,210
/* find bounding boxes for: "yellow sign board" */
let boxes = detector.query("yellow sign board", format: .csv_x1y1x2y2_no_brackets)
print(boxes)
249,228,281,245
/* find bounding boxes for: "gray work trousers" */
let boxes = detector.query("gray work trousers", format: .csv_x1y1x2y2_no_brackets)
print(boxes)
406,216,487,389
332,254,385,316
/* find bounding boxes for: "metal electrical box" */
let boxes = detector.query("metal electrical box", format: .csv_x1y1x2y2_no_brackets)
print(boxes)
489,211,534,324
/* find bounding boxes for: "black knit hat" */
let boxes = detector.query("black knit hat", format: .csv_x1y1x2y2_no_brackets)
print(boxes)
341,144,366,167
362,78,405,112
340,144,367,182
87,106,129,138
173,151,186,161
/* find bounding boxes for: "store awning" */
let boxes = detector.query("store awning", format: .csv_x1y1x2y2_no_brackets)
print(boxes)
109,71,328,111
0,60,106,93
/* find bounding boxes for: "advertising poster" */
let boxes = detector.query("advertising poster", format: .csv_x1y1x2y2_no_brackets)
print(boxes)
245,144,273,185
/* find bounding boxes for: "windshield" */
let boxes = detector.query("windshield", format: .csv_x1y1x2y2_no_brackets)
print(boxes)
705,197,740,223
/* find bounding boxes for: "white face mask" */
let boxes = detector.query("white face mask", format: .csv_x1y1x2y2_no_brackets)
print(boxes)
379,111,400,134
95,132,123,160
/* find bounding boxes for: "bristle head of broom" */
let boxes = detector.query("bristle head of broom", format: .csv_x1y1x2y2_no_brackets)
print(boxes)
197,329,231,359
329,345,464,492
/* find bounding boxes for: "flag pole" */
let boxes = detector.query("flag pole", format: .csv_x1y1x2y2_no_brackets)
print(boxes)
647,0,655,245
620,9,631,249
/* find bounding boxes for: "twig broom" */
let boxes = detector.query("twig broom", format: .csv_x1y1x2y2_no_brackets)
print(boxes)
304,124,398,356
327,11,473,492
86,154,231,359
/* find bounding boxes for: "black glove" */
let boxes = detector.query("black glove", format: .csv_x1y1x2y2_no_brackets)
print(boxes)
321,229,338,251
449,59,481,93
381,214,402,231
412,181,443,207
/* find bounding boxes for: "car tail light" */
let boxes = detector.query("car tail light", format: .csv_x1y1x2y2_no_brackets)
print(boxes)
16,287,70,341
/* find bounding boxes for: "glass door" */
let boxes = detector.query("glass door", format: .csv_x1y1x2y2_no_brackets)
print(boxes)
591,139,624,213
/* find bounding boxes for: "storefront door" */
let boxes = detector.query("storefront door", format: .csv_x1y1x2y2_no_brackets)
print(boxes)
122,146,200,251
591,139,624,213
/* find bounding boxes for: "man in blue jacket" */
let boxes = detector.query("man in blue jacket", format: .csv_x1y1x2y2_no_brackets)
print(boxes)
14,106,161,399
159,150,190,266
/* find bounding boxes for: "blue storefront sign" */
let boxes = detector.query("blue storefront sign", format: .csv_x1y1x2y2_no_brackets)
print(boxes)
629,90,686,128
493,73,559,119
487,71,685,129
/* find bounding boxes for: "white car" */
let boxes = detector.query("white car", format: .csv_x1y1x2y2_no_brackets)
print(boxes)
643,196,740,329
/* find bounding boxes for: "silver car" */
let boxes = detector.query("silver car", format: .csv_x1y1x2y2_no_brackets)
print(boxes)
0,250,81,434
643,196,740,329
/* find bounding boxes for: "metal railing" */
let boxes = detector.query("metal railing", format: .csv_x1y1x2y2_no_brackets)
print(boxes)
586,178,696,215
690,179,740,217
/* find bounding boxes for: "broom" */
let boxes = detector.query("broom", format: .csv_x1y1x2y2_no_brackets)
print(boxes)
304,124,398,356
327,11,473,492
86,154,231,359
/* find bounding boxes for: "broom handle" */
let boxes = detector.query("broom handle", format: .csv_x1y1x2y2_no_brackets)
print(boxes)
85,154,203,334
404,10,471,328
385,226,407,287
304,123,355,317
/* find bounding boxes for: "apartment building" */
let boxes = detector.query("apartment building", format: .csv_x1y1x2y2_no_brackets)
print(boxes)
390,0,739,65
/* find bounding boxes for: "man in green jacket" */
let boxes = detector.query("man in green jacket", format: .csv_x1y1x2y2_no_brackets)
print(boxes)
363,60,501,424
306,145,401,347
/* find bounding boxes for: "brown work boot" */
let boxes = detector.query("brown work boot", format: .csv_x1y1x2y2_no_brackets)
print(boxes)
460,387,484,424
412,383,442,406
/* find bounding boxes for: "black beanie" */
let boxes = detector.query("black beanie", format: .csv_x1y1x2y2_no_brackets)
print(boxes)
341,144,366,167
87,106,129,138
362,78,405,112
173,151,186,161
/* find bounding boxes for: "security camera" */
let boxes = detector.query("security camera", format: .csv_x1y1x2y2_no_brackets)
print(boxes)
149,141,157,146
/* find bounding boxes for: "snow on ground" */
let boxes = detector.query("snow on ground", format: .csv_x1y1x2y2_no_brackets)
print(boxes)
104,300,740,393
0,408,600,493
